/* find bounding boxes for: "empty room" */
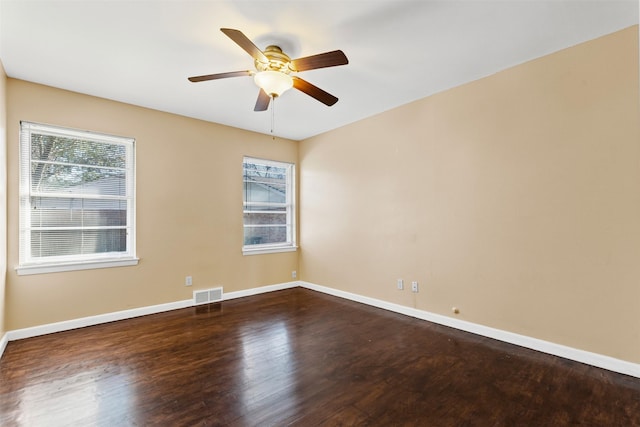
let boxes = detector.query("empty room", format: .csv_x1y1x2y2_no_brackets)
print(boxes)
0,1,639,425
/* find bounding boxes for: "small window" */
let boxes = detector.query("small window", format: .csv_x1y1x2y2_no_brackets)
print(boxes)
18,122,137,275
243,157,296,255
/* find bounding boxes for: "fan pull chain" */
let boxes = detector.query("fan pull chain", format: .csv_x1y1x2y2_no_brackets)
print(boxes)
270,95,276,140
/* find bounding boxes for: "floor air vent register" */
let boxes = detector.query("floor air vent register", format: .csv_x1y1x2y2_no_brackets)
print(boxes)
193,287,223,305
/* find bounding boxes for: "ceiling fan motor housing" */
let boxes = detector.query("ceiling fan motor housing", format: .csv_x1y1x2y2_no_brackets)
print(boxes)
255,45,292,74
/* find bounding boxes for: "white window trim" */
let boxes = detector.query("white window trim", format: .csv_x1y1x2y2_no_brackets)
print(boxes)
18,121,137,274
16,258,139,276
242,245,298,256
242,156,296,255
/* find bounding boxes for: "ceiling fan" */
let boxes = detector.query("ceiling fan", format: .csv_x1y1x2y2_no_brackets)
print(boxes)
188,28,349,111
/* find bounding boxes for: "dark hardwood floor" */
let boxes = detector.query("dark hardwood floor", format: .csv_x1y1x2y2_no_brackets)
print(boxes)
1,288,639,426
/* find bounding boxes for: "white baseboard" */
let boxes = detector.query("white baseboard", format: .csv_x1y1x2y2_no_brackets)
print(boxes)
6,299,193,341
2,281,300,345
222,281,299,301
0,332,8,359
299,281,640,379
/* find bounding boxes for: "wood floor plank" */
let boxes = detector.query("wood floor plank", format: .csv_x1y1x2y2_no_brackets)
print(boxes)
1,288,639,426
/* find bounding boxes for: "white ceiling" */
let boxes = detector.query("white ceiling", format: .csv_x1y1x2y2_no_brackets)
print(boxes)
0,1,637,141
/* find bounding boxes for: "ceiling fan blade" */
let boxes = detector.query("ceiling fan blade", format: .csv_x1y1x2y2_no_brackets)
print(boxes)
188,70,252,83
254,89,271,111
292,77,339,106
290,50,349,72
220,28,268,64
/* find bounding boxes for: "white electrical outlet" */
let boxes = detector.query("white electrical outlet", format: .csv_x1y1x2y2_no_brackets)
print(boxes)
185,276,192,286
292,270,297,279
411,281,418,293
397,279,404,290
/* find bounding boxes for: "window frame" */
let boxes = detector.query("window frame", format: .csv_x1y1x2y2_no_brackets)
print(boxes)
242,156,297,256
17,121,138,275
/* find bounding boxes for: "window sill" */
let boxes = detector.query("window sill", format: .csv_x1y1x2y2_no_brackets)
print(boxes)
242,245,298,256
16,258,139,276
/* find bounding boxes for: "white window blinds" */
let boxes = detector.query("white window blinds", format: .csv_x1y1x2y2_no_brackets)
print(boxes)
18,122,136,273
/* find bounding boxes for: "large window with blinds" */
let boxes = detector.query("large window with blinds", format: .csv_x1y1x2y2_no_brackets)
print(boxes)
18,122,137,275
243,157,296,255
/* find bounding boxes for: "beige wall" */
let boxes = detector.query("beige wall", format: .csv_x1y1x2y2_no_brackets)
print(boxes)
299,26,640,363
5,80,298,330
0,60,7,338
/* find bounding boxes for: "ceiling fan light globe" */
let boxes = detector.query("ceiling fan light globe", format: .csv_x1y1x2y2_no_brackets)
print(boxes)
254,71,293,97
